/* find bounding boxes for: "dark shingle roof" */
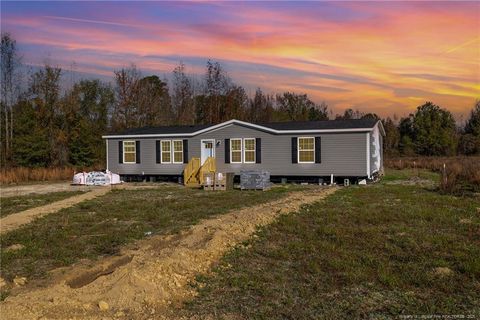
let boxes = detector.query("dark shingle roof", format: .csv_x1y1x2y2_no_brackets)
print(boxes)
112,124,211,136
108,119,378,136
257,119,378,131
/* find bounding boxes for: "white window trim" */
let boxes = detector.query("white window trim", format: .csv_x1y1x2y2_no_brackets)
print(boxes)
200,139,216,165
160,140,172,164
230,138,243,164
123,140,136,164
366,132,371,179
172,139,184,164
243,138,256,164
297,137,315,164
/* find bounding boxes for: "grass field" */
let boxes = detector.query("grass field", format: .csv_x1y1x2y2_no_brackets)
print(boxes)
184,170,480,319
0,184,300,299
0,191,85,218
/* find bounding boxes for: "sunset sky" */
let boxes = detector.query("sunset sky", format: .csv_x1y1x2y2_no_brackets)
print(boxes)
1,1,479,118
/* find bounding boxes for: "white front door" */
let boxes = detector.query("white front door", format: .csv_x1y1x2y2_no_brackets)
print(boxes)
201,139,215,165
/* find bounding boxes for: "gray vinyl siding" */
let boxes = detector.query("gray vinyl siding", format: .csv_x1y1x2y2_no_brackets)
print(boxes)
107,123,369,177
107,138,189,175
192,124,367,176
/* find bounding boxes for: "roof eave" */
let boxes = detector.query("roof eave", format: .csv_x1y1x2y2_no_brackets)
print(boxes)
375,120,386,136
102,123,376,139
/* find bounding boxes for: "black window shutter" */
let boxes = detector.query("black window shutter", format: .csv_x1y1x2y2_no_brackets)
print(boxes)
135,141,141,163
183,139,189,163
155,140,160,164
255,138,261,163
118,141,123,164
315,137,321,163
225,139,230,163
291,137,298,163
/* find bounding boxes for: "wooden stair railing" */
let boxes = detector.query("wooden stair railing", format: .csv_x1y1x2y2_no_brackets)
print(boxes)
184,157,201,186
184,157,216,187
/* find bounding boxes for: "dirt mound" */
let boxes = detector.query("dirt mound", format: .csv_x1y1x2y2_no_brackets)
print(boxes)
433,267,454,277
0,187,337,319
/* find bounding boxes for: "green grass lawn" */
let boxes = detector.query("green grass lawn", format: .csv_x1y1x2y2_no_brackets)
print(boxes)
380,168,440,183
0,185,299,291
184,170,480,319
0,191,85,218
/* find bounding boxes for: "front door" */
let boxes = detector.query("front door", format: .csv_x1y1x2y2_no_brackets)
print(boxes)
201,139,215,165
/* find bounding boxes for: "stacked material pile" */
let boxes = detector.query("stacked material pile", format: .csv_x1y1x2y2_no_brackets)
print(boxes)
240,170,271,191
72,170,121,186
202,172,234,191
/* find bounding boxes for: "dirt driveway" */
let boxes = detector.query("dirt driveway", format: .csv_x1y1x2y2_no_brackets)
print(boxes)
0,187,111,235
0,187,337,319
0,183,174,234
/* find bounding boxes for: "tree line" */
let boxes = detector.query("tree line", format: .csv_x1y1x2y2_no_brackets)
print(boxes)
1,32,479,169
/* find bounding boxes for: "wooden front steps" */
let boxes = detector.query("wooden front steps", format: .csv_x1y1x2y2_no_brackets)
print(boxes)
184,157,216,188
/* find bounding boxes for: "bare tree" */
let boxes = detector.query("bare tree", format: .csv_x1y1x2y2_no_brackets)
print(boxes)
204,60,231,123
112,65,141,131
1,32,22,167
171,62,195,125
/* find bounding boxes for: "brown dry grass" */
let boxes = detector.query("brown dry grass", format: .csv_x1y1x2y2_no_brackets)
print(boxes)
385,156,480,194
0,167,97,185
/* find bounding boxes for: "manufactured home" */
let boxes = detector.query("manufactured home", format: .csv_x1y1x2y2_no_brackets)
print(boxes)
102,119,385,184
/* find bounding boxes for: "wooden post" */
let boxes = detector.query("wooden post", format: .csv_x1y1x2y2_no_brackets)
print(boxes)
443,163,447,186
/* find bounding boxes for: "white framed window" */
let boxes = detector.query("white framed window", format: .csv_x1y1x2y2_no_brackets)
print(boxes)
161,140,172,163
172,140,183,164
230,138,242,163
123,141,136,163
243,138,256,163
298,137,315,163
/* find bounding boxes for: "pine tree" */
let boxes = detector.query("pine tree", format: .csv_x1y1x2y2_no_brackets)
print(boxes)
12,100,49,167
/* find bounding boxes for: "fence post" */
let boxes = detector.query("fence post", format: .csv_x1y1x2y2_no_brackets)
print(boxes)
443,163,447,186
